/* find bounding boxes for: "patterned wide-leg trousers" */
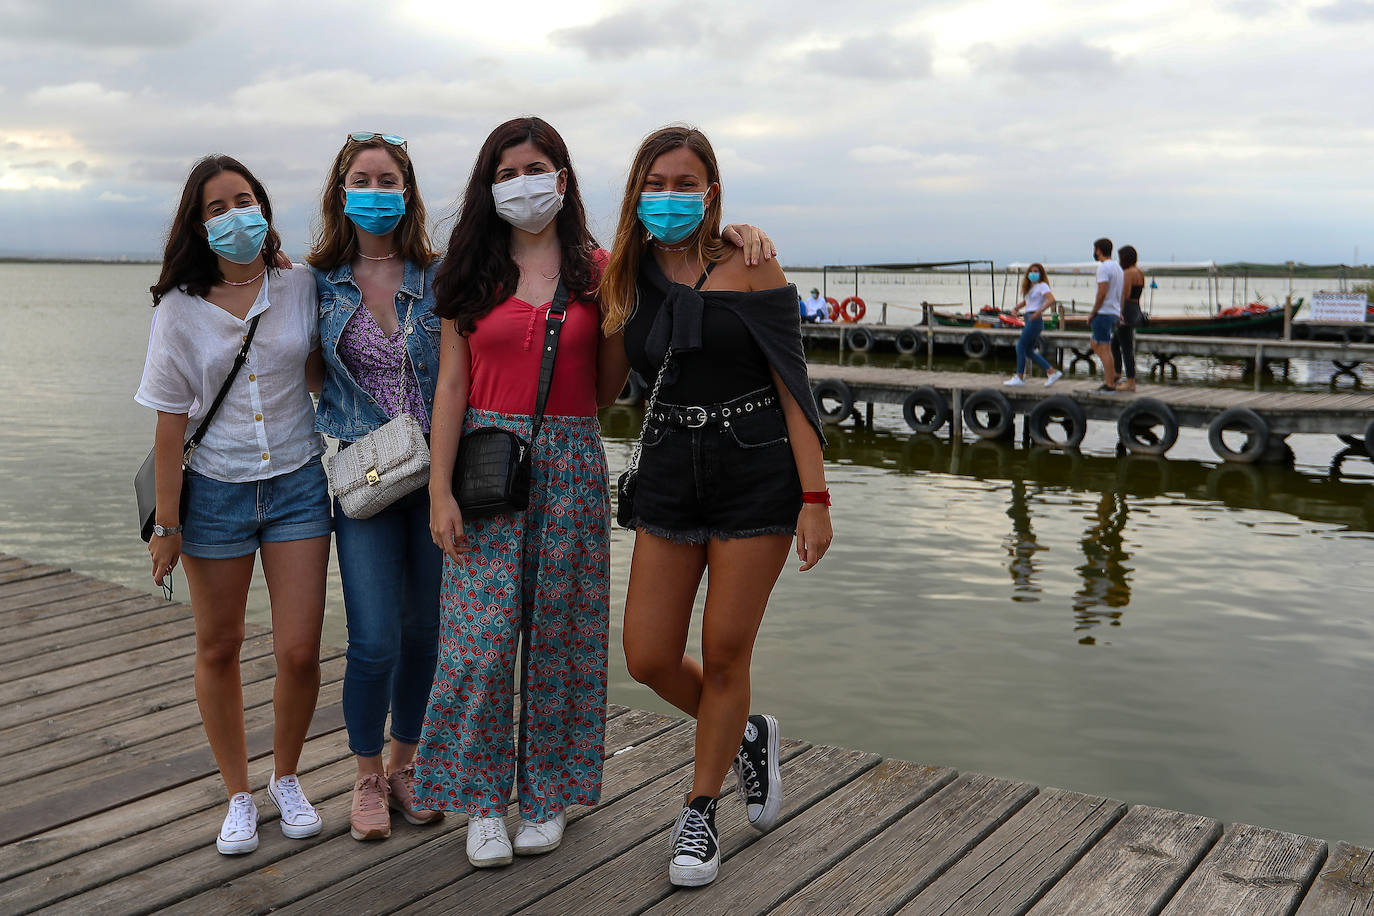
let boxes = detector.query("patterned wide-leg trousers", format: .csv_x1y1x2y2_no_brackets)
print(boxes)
414,409,611,820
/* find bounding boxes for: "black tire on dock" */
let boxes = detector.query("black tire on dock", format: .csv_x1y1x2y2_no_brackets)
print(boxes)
846,327,874,352
1117,398,1180,456
902,386,949,433
1027,396,1087,449
895,327,924,354
615,371,646,406
962,388,1014,439
963,331,992,360
1337,433,1364,448
1366,417,1374,460
812,379,855,425
1207,406,1270,464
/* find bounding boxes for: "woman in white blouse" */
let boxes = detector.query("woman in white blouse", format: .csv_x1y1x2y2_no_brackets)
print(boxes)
136,155,332,856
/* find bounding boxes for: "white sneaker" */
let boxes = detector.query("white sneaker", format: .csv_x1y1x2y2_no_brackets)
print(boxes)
1045,370,1063,387
217,792,259,855
513,811,566,855
467,816,513,868
268,773,322,839
1003,376,1025,387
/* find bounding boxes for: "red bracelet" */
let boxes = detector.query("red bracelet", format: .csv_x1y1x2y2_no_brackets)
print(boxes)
801,489,831,506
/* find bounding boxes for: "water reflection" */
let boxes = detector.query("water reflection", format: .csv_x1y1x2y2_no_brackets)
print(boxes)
1003,477,1046,603
1072,491,1131,643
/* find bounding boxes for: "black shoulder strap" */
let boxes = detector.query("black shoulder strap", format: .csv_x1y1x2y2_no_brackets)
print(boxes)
528,277,569,446
184,313,262,462
692,260,717,290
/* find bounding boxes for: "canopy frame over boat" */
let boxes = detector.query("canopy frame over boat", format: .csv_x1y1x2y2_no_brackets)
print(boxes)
820,260,997,320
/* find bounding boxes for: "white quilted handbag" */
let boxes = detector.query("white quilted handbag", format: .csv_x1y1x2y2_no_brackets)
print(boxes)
327,412,430,519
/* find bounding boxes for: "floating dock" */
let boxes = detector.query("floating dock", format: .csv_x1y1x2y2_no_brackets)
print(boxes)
4,553,1374,914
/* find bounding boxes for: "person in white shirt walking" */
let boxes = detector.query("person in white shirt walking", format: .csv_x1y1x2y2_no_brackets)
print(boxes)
1089,237,1124,391
1004,262,1063,388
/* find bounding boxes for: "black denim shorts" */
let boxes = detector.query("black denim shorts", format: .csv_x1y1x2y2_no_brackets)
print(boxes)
628,398,802,543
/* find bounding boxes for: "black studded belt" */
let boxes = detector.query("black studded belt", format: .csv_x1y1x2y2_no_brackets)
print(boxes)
650,389,779,429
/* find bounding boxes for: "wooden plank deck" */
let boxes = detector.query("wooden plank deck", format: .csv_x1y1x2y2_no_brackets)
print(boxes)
4,551,1373,915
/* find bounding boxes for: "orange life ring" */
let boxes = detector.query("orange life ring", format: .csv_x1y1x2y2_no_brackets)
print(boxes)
839,296,867,322
826,297,840,321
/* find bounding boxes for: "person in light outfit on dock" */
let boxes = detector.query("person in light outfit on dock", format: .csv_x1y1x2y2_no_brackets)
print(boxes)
1089,237,1125,391
137,155,330,856
1004,262,1063,388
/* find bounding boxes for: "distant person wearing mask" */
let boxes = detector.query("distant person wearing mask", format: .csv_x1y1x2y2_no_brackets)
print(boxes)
801,288,829,323
1004,263,1063,387
1089,237,1124,391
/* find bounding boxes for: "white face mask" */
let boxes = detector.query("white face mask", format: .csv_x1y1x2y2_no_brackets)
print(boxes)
492,171,564,233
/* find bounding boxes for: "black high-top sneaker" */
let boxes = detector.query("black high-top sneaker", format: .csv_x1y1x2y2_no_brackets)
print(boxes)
734,713,782,831
668,795,720,886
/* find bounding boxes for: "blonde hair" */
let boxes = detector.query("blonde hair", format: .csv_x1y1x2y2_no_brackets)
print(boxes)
600,126,731,334
306,136,435,271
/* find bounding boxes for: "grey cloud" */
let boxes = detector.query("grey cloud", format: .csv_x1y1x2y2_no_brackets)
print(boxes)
13,159,58,170
808,34,934,81
972,38,1120,77
0,0,209,48
1311,0,1374,21
552,5,710,59
67,160,88,174
1225,0,1283,14
127,159,194,184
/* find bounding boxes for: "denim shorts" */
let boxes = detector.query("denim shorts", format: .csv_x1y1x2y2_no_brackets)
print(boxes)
1091,314,1118,343
182,459,333,559
629,399,801,543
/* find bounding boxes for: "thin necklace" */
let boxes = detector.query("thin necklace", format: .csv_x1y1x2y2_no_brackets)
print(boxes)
654,241,690,253
357,250,397,261
223,266,266,287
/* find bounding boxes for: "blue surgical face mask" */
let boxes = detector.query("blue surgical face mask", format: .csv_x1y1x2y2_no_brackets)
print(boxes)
637,191,706,244
204,205,269,265
1028,271,1041,282
344,188,406,236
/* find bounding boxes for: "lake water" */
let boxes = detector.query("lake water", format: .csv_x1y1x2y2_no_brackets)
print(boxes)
4,262,1374,845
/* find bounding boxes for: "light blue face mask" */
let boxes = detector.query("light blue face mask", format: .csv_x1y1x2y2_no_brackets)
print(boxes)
637,191,706,245
1028,271,1041,282
344,188,406,236
204,205,269,265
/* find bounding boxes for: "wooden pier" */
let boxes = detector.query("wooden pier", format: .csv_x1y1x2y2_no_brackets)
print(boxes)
3,552,1374,915
808,364,1374,463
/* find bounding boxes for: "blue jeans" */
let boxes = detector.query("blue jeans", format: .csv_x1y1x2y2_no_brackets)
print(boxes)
335,487,442,757
1016,317,1054,376
182,459,332,559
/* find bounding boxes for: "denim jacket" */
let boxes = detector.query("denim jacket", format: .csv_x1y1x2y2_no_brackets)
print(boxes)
313,258,444,442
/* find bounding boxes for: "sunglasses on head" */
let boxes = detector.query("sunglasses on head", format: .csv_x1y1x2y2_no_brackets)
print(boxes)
348,132,407,150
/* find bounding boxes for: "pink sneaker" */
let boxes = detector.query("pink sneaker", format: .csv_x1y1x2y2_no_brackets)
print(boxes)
389,764,444,826
350,772,391,841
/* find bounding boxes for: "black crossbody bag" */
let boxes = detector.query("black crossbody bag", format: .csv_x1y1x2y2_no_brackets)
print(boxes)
453,278,567,517
134,314,262,542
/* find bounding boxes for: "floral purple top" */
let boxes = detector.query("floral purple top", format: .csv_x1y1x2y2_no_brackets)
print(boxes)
338,304,431,434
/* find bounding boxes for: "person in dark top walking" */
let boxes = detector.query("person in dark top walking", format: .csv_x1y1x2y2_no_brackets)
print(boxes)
1113,245,1146,392
600,125,832,888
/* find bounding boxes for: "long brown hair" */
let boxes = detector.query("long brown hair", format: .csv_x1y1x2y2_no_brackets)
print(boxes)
432,117,598,334
305,136,436,271
1021,262,1049,296
149,155,282,305
601,126,730,334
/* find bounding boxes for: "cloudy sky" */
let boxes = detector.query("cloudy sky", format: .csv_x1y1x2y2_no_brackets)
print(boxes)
0,0,1370,265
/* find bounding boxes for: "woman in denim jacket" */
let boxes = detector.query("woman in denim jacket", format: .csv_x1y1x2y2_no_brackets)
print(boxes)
307,132,446,841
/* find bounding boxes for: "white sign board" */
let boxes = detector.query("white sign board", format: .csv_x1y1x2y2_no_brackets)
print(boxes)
1311,292,1368,324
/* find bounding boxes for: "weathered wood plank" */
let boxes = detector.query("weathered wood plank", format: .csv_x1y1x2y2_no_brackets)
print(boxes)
0,579,135,614
191,709,686,916
1295,841,1374,915
0,738,360,913
1027,805,1222,916
514,744,882,916
69,706,649,916
1160,823,1326,916
0,698,346,845
0,562,66,585
772,772,1038,916
900,787,1126,915
0,630,276,733
0,632,201,705
0,572,105,608
644,758,957,916
0,654,347,783
0,594,183,658
391,737,813,916
0,613,200,683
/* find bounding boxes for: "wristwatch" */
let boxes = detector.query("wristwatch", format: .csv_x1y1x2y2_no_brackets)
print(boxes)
152,524,184,537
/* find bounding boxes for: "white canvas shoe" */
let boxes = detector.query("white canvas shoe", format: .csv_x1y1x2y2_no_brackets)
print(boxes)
268,773,322,839
467,816,513,867
514,811,566,855
1003,376,1026,387
217,792,259,855
1045,370,1063,387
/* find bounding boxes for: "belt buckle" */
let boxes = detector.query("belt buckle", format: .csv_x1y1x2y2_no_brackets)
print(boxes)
684,406,708,428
